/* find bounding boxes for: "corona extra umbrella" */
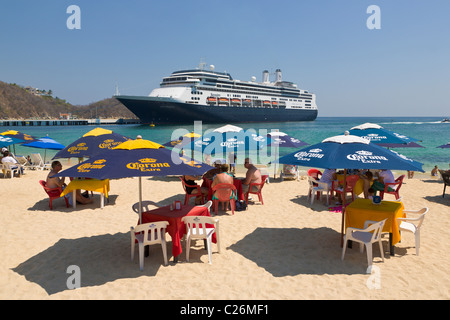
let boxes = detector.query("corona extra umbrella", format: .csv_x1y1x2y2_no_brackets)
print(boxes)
276,133,424,246
190,124,269,156
267,131,309,178
53,136,213,223
345,123,423,148
0,130,39,143
22,136,65,162
52,127,130,160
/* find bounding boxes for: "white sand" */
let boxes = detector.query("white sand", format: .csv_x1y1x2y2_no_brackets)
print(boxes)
0,167,449,300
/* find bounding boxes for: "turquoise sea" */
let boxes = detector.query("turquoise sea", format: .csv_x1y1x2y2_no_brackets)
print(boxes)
5,117,450,173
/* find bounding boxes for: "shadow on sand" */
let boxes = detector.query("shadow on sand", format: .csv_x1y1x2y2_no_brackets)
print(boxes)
12,232,172,295
228,227,385,276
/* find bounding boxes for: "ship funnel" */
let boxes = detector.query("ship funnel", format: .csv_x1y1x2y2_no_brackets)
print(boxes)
263,70,270,83
275,69,282,82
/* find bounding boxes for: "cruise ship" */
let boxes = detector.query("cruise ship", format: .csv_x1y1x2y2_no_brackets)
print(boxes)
115,64,318,124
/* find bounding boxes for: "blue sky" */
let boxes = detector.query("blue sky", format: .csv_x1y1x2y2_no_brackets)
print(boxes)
1,0,449,117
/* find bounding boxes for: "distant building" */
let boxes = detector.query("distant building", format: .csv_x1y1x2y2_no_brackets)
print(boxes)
59,113,72,119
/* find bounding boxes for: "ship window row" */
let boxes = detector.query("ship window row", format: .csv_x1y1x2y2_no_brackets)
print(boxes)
197,86,303,99
163,77,188,82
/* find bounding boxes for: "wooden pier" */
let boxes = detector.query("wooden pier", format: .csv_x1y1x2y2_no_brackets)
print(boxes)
0,118,141,127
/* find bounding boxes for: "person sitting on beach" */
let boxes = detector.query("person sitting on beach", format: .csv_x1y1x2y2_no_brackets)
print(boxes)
1,151,23,176
319,168,336,188
212,164,234,188
241,158,262,195
47,161,93,205
181,175,208,205
371,169,395,195
359,170,374,199
431,165,439,176
211,164,236,201
202,160,223,180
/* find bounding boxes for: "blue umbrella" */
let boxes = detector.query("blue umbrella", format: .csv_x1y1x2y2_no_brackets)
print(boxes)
0,135,25,148
267,132,309,148
277,134,424,172
52,127,130,160
190,124,269,156
276,133,424,246
267,131,309,179
53,137,213,222
345,123,423,148
437,143,450,149
23,136,66,163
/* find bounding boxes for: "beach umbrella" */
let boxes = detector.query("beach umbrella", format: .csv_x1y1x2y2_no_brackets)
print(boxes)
345,123,424,148
52,127,130,160
437,143,450,149
190,124,269,157
267,131,309,179
22,136,66,163
163,132,202,148
0,130,39,143
0,135,25,148
52,136,213,223
276,133,424,246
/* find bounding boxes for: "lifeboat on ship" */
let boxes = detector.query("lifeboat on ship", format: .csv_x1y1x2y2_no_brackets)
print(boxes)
271,101,278,106
218,98,230,105
242,99,251,105
231,98,241,105
207,97,217,104
263,100,271,106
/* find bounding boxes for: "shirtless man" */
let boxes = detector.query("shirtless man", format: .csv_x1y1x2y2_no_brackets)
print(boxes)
47,161,93,205
241,158,262,195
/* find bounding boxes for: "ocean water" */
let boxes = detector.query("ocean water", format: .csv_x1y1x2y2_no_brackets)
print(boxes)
4,117,449,173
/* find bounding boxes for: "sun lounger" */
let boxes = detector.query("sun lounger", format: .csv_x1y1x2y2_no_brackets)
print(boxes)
29,153,51,170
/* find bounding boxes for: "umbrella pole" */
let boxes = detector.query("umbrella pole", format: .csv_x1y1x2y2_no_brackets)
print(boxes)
274,145,278,180
139,176,143,224
340,169,347,248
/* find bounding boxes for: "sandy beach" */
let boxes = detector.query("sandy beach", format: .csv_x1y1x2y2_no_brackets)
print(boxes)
1,165,449,300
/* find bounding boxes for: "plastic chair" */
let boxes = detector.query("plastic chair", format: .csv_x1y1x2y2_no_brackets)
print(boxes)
307,168,322,180
2,162,21,178
307,176,332,205
130,221,169,270
397,207,428,256
179,177,207,205
181,215,220,264
39,180,69,210
132,201,158,214
245,175,267,205
211,183,236,215
332,175,360,203
438,170,450,198
380,175,405,200
341,219,387,273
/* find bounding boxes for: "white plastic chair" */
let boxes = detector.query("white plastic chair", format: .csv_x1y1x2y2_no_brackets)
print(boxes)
341,219,387,273
1,162,21,178
130,221,169,270
181,215,220,264
397,207,428,256
307,176,332,205
197,200,212,212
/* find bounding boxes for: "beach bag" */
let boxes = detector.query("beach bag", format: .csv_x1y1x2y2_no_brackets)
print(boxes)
235,200,247,211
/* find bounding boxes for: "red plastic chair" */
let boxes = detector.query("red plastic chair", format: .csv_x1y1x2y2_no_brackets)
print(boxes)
332,175,360,203
245,175,267,205
307,168,322,180
179,177,206,205
39,180,69,210
212,183,236,215
380,175,405,200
